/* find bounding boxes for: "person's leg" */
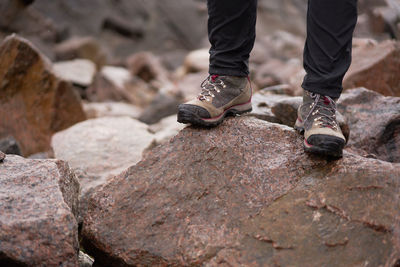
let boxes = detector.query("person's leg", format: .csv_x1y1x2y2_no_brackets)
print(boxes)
295,0,358,158
177,0,257,127
302,0,358,99
208,0,258,77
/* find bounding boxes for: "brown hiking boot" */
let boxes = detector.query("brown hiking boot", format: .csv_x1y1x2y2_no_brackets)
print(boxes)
177,75,252,127
294,90,346,158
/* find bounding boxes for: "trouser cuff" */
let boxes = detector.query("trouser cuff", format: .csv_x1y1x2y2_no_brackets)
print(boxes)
209,67,248,77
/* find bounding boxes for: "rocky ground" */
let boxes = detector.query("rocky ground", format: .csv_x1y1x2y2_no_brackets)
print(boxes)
1,0,400,266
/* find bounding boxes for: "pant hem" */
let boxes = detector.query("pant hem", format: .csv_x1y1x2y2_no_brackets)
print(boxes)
302,83,343,99
209,67,248,77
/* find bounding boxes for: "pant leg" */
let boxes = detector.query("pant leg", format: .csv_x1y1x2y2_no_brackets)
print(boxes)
302,0,358,99
207,0,258,77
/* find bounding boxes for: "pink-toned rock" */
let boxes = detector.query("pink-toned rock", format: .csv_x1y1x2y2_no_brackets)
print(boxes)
0,155,79,266
343,40,400,96
82,116,400,266
0,34,86,156
338,87,400,163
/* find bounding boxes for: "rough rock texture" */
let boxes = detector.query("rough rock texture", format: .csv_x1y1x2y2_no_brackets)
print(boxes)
0,151,5,162
338,87,400,163
0,34,86,156
82,116,400,266
51,117,155,219
343,40,400,96
0,155,80,266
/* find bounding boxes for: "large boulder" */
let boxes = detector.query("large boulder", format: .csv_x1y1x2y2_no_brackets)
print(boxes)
343,40,400,96
51,116,155,219
82,116,400,266
0,34,86,157
0,155,80,266
338,87,400,163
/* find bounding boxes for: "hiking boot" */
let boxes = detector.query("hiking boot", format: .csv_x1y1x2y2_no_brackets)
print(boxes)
177,75,252,127
294,90,346,158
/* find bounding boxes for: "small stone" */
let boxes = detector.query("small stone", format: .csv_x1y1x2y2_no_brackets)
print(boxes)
53,59,96,87
138,93,181,124
0,136,21,155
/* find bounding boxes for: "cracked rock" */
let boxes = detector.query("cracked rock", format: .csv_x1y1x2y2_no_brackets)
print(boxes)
82,116,400,266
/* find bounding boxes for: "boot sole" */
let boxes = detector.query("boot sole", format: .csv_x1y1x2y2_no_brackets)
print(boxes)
294,118,344,158
177,101,252,127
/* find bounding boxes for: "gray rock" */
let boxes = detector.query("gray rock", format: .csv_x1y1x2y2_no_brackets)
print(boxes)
338,87,400,162
138,93,181,125
51,116,155,221
0,136,21,155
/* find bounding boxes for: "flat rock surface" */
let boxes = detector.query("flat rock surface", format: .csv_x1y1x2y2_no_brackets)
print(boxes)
0,34,86,156
338,88,400,163
0,155,79,266
82,116,400,266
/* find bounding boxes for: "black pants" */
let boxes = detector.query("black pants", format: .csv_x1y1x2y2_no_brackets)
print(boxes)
207,0,358,98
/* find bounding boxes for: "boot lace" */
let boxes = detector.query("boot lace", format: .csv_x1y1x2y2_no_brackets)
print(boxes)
304,93,338,130
198,75,226,102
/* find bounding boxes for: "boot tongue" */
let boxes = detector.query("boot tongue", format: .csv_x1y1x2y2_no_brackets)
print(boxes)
323,96,331,105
